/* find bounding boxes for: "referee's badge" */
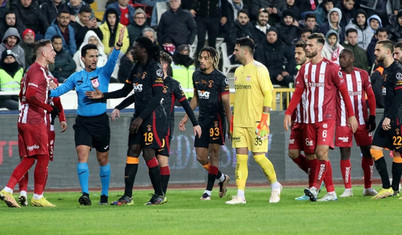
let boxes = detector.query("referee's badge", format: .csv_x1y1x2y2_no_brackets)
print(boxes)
90,76,99,88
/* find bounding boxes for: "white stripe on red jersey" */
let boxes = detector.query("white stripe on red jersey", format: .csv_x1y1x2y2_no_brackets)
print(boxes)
337,68,370,126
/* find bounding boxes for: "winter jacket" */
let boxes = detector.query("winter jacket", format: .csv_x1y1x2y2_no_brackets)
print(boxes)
19,41,35,69
39,0,65,25
10,0,49,35
320,8,344,43
51,48,76,83
367,14,383,33
73,30,108,72
228,20,258,55
345,10,374,50
45,19,77,56
342,42,370,72
127,22,149,46
314,2,329,25
275,20,299,46
322,29,344,65
104,2,135,25
0,28,25,68
71,18,104,48
99,22,130,54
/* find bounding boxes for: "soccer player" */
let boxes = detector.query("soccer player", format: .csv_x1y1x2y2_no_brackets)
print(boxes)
179,47,231,200
225,37,282,205
18,76,68,206
284,33,358,202
109,51,202,199
49,27,126,206
336,49,378,197
86,37,167,205
370,39,402,199
0,39,59,208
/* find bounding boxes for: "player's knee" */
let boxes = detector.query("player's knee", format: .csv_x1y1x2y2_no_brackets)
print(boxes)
315,148,329,160
127,145,141,157
393,156,402,163
370,148,383,161
288,149,300,159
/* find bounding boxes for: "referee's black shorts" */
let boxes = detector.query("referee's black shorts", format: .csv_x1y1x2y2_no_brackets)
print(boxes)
73,113,110,152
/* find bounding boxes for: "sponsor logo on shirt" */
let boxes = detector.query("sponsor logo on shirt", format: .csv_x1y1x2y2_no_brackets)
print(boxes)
348,91,362,96
198,90,210,99
234,84,251,89
289,139,295,144
305,138,313,146
133,83,143,92
307,82,324,87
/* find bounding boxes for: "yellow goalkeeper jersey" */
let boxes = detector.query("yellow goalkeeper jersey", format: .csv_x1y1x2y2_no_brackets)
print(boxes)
233,60,273,128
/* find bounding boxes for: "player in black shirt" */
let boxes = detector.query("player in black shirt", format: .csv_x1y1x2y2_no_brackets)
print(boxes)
86,37,167,205
179,47,232,200
371,39,402,199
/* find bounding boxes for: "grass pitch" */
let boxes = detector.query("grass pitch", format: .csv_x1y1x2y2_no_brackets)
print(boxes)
1,186,401,234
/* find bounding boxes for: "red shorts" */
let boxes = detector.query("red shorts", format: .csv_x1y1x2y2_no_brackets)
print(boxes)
335,125,372,147
288,122,304,150
18,123,49,158
303,121,335,154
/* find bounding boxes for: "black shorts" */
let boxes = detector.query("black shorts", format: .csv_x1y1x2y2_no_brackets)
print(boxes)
73,113,110,152
194,115,226,148
372,117,393,150
392,109,402,152
157,135,172,156
128,110,167,149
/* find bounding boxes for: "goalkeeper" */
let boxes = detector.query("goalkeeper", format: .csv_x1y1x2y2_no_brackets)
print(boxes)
225,37,282,205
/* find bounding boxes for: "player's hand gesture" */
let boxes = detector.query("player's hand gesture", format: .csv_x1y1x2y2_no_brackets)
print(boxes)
85,87,104,99
283,115,292,131
193,125,201,138
382,117,391,131
111,109,120,122
60,121,68,133
179,116,188,131
130,117,143,134
49,80,58,89
348,116,358,133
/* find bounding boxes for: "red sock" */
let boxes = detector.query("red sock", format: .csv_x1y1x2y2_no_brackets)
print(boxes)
7,157,36,190
209,165,219,176
18,172,29,192
361,157,374,188
308,159,319,188
33,155,49,195
315,160,329,189
324,161,335,192
340,159,352,189
292,154,309,173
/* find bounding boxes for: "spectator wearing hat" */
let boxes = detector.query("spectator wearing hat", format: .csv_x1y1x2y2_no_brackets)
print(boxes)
40,0,67,25
275,9,299,46
0,50,24,110
0,27,25,68
10,0,49,39
285,0,301,21
45,9,77,56
314,0,334,25
254,27,296,87
100,8,130,55
387,10,402,43
50,35,76,83
19,28,36,68
0,11,24,40
104,0,135,26
171,44,195,99
345,9,373,50
320,7,344,43
71,4,103,48
127,8,149,46
367,14,383,33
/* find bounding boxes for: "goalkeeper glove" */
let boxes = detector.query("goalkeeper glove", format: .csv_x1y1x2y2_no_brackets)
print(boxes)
50,105,60,125
256,112,270,139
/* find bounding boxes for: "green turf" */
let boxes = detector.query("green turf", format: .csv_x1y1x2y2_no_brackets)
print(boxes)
1,186,401,234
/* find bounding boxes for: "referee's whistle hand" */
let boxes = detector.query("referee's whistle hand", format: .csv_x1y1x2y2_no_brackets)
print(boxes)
283,115,291,131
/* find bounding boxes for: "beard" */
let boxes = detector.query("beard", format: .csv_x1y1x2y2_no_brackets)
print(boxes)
306,50,317,58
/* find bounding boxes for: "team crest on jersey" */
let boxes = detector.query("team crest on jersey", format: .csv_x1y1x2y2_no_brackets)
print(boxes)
396,128,400,135
234,76,237,81
147,125,152,132
323,123,328,128
396,72,402,80
208,80,214,88
156,69,163,78
163,85,168,93
338,71,343,78
225,77,229,85
246,76,251,81
141,72,147,79
214,121,218,127
133,83,143,92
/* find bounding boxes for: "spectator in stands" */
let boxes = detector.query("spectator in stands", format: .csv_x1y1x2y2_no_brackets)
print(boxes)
322,29,344,65
228,10,256,55
142,27,157,44
191,0,227,58
296,0,319,14
342,28,370,72
367,27,388,66
223,0,248,56
40,0,66,26
314,0,334,25
320,7,344,43
157,0,197,53
50,35,76,83
336,0,356,29
0,0,7,21
345,9,373,50
359,0,397,27
19,28,35,69
117,47,134,83
171,44,195,99
45,9,77,56
150,0,169,28
285,0,301,21
127,8,149,46
299,28,312,42
73,30,107,71
249,0,268,22
0,50,23,110
254,8,271,45
275,10,299,47
71,5,103,48
254,27,295,87
300,13,321,33
0,11,24,40
387,10,402,43
0,27,25,68
65,0,88,22
104,0,135,26
367,14,382,33
266,0,286,26
100,8,129,55
11,0,49,39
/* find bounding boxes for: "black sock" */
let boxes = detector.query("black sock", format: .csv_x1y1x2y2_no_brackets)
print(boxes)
161,174,170,195
124,164,138,198
375,157,390,189
391,162,402,192
148,166,163,196
206,173,216,191
216,170,222,180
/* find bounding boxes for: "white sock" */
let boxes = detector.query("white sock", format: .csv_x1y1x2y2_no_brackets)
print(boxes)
4,187,13,193
237,189,245,198
328,191,336,195
19,191,27,197
203,190,212,196
218,174,225,183
33,194,43,200
271,181,281,190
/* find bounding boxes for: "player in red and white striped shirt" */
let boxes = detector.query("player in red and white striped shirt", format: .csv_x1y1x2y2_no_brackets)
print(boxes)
284,33,358,202
335,49,378,198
